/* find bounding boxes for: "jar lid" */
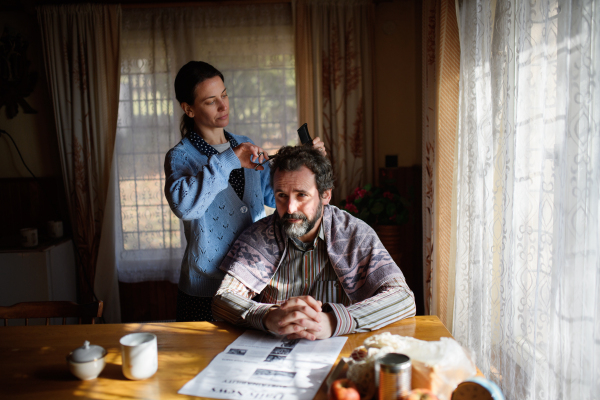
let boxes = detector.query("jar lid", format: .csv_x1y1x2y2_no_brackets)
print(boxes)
377,353,411,373
69,341,106,363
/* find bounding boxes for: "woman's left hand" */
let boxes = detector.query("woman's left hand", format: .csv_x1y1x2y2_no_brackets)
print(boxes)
312,137,327,156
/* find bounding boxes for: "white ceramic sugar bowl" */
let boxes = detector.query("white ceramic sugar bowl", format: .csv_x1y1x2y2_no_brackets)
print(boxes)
67,340,107,380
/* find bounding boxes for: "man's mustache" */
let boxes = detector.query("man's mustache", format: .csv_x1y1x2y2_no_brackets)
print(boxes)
281,212,307,222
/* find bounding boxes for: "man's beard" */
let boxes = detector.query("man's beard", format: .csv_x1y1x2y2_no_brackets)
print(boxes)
280,201,323,239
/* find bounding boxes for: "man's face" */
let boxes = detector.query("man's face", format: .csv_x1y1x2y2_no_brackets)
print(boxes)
273,166,332,241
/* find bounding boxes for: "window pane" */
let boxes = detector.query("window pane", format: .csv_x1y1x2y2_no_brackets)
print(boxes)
259,70,284,96
137,206,162,231
118,5,296,255
261,98,284,122
233,70,259,96
135,155,161,181
233,97,260,124
121,207,138,232
136,180,162,205
140,231,164,250
123,232,139,250
166,230,181,248
118,155,136,179
120,181,137,206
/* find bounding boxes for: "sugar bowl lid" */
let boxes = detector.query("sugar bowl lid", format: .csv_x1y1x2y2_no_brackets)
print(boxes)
69,341,106,363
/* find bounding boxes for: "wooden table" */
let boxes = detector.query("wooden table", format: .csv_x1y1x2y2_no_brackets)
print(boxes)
0,315,453,399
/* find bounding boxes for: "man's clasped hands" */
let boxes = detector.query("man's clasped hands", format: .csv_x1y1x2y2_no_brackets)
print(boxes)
264,296,336,341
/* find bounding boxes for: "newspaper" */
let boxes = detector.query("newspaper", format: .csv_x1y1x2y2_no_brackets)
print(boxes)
178,330,347,400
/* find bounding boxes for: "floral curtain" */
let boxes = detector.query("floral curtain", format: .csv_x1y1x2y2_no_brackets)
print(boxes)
421,0,461,326
37,4,121,304
293,0,375,203
453,0,600,398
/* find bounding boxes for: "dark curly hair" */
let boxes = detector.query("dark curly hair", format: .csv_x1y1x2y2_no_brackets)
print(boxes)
269,145,335,198
174,61,224,137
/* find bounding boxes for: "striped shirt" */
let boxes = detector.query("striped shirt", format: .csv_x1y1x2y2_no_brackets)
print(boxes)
213,224,416,336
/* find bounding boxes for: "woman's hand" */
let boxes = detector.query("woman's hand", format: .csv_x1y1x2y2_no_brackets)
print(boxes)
312,137,327,156
233,142,269,170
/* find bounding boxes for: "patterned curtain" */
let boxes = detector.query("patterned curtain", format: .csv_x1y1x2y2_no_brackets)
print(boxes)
293,0,374,203
421,0,460,327
454,0,600,398
37,5,121,303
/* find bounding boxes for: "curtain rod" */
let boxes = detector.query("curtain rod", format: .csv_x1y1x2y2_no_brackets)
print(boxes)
122,0,290,9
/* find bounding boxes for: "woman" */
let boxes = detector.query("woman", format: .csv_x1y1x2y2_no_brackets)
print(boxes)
164,61,324,321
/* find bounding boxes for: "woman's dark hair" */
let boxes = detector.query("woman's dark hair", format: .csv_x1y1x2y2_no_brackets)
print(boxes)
174,61,224,137
269,145,335,198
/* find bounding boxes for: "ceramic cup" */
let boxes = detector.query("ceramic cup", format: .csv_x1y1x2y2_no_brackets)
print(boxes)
20,228,38,247
47,220,64,238
120,332,158,380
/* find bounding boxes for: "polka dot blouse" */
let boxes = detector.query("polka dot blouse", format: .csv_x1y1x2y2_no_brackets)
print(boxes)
187,130,245,201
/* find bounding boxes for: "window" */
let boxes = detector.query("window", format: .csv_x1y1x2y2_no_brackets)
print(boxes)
117,72,179,251
116,4,295,265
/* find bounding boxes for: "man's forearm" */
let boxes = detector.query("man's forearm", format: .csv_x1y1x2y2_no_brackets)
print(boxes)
348,286,416,332
212,290,273,331
326,278,416,336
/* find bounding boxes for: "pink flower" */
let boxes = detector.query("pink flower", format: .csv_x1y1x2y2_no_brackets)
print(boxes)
345,203,358,213
354,187,368,199
383,191,393,200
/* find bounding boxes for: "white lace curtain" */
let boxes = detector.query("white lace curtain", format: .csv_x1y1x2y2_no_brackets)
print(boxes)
453,0,599,398
95,3,296,321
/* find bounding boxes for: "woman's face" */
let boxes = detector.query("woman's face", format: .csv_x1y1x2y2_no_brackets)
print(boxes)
182,76,229,133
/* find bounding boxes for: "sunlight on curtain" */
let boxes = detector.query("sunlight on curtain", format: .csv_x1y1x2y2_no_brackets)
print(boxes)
114,3,295,283
421,0,461,327
453,0,599,398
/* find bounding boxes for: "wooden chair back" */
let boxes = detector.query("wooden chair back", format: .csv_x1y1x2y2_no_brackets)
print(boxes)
0,301,103,326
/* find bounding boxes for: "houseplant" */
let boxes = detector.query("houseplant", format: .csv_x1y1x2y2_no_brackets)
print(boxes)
339,182,411,271
339,183,410,227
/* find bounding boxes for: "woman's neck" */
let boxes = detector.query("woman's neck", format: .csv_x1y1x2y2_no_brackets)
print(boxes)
196,127,227,145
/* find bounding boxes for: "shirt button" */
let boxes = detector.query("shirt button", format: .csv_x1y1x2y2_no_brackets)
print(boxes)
240,206,248,213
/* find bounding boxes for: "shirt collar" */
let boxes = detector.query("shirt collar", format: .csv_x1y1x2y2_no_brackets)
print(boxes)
187,130,238,157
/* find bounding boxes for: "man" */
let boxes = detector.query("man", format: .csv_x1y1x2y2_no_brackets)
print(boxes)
212,145,415,340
